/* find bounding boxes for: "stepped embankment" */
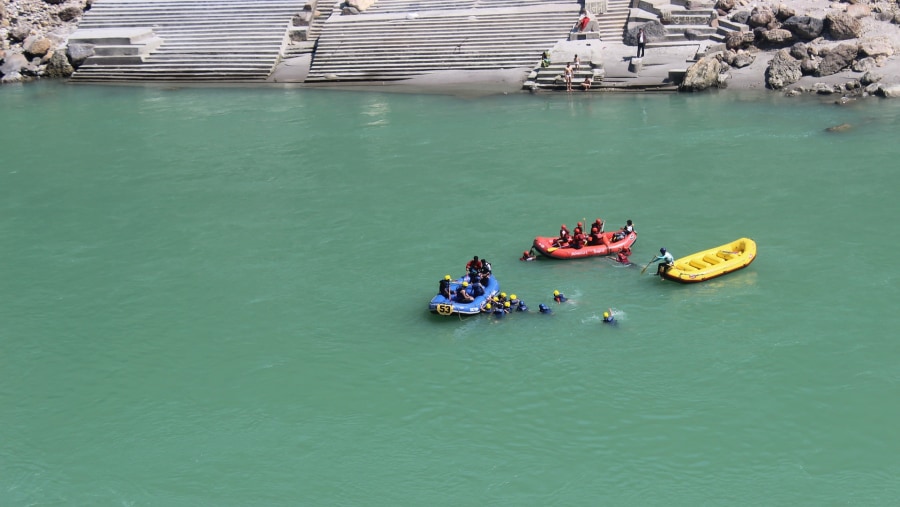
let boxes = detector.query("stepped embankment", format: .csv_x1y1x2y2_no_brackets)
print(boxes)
3,0,900,99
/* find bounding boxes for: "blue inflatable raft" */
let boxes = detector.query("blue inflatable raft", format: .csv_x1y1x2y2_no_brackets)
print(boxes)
429,275,500,316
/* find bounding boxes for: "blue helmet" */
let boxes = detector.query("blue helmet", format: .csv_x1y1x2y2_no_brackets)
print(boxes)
660,247,666,254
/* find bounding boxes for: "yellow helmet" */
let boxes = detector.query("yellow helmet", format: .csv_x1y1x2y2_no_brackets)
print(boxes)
500,292,507,298
493,296,499,302
485,303,492,309
462,281,469,287
553,290,560,296
504,301,510,308
510,294,517,300
444,275,451,280
603,312,610,318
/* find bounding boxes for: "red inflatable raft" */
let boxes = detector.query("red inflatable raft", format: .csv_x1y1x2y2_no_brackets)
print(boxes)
532,230,638,259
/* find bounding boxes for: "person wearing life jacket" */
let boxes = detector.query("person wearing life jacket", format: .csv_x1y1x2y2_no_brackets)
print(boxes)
539,303,553,314
438,275,452,298
589,225,603,246
602,309,615,324
470,278,485,297
593,218,605,233
652,247,675,276
622,219,634,234
553,224,571,247
480,259,492,275
553,290,567,303
616,247,632,265
517,300,529,312
455,281,474,303
520,249,537,261
571,227,587,249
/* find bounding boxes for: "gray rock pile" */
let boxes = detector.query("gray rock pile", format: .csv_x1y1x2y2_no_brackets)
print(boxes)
1,0,89,84
676,0,900,97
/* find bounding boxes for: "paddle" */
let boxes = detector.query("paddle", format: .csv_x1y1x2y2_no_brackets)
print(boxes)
640,256,656,275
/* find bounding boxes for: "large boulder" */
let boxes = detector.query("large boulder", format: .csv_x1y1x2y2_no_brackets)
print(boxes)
758,28,795,47
57,6,83,22
816,43,858,76
825,12,862,40
846,4,871,19
680,55,723,91
66,43,95,67
860,70,882,85
734,50,756,68
800,55,821,75
731,10,751,25
858,36,895,58
766,49,802,89
749,5,777,28
0,52,29,75
782,16,824,40
715,0,735,12
723,49,756,68
44,50,73,78
623,21,665,46
876,84,900,97
23,35,53,57
9,26,31,43
775,3,796,21
725,30,756,50
852,57,878,72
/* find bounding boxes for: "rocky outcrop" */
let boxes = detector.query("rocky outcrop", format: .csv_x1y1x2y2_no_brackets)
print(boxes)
766,49,802,89
825,12,863,40
1,0,85,83
817,43,859,76
782,16,825,40
680,56,724,91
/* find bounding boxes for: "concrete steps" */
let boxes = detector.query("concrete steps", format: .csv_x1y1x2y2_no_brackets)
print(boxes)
70,0,305,83
306,3,582,82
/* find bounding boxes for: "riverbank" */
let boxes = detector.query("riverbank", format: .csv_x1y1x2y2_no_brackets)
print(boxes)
4,0,900,99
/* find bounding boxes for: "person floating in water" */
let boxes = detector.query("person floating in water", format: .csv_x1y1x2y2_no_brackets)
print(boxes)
602,308,615,324
553,290,567,303
616,247,632,265
516,300,528,312
539,303,552,314
520,248,537,261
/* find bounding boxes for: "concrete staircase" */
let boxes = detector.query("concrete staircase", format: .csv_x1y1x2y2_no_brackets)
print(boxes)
525,62,602,91
630,0,748,45
305,1,583,82
592,0,629,44
70,0,306,83
283,1,337,58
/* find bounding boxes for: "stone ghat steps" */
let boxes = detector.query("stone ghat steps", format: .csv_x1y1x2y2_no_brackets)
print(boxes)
367,0,558,12
307,4,581,82
70,0,304,82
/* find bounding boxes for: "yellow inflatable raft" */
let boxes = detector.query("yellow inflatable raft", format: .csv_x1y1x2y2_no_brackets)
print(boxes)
661,238,757,283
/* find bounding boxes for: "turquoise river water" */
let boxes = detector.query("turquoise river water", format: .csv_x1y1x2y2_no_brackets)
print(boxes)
1,82,899,506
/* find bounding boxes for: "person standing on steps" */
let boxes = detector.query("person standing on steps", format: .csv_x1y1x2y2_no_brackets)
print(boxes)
637,28,646,58
564,62,574,92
